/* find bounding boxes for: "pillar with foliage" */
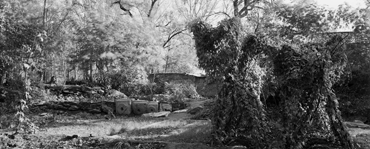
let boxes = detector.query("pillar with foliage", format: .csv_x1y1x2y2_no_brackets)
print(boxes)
273,36,354,148
191,17,354,148
190,18,273,148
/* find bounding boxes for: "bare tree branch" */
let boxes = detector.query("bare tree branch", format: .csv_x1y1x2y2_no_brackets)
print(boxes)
147,0,158,17
111,1,133,17
156,20,172,27
207,11,232,18
53,12,70,34
176,0,219,22
49,2,83,36
43,0,47,28
234,0,263,17
162,28,187,48
233,0,239,17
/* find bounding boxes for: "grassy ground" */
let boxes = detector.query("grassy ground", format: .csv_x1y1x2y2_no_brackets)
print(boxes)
0,107,217,149
2,112,370,148
2,98,370,148
34,115,212,142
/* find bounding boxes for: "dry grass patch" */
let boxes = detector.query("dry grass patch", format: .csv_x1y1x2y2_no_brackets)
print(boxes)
34,116,205,140
155,120,212,144
111,118,197,140
0,113,214,148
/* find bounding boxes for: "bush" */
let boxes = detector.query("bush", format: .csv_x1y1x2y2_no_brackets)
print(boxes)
164,82,199,99
119,83,152,97
28,86,47,103
93,65,148,90
152,82,165,94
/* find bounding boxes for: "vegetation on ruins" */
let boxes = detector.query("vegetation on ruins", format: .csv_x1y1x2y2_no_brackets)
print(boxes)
1,0,370,148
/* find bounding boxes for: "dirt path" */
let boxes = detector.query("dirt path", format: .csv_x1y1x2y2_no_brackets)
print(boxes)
345,121,370,148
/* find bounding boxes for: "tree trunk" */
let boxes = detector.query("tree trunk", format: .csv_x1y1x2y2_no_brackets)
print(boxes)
75,65,78,80
233,0,239,17
43,0,47,28
164,55,169,73
89,62,93,82
164,48,171,73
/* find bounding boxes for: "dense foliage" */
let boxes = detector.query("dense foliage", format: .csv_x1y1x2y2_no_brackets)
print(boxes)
274,37,353,148
191,18,355,148
1,0,370,148
191,18,270,148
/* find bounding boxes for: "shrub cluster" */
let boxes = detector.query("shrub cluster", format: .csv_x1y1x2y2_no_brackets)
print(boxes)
164,81,199,99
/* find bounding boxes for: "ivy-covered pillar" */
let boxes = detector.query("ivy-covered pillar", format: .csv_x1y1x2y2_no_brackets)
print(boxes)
273,38,354,148
190,18,271,148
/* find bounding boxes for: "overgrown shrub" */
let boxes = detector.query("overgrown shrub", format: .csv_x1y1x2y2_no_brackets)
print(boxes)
28,86,47,103
93,65,148,90
152,81,166,94
119,83,151,97
164,82,199,99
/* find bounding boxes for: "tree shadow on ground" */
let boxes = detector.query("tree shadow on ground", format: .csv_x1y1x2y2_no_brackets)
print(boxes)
87,124,218,149
116,120,213,144
153,122,213,144
42,120,97,128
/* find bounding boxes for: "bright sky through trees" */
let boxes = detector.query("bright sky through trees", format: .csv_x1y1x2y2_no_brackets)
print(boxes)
307,0,365,8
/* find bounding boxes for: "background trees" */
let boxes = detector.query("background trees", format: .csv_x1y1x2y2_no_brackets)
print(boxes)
0,0,216,87
1,0,370,148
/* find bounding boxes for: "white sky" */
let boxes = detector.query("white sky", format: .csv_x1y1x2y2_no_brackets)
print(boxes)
314,0,365,8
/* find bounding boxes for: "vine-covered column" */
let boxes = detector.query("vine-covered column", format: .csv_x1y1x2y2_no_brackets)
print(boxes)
273,37,354,148
190,18,271,148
